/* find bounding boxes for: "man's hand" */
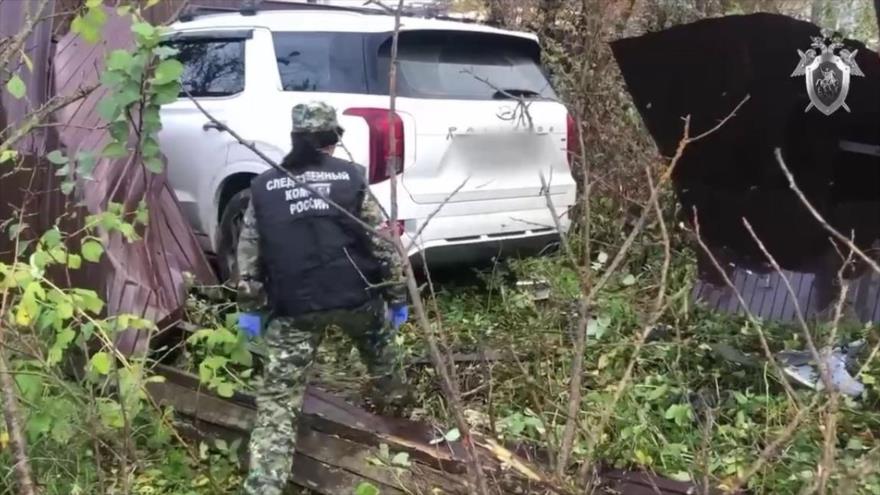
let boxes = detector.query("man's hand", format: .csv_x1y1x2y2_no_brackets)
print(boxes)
387,302,409,330
237,312,262,338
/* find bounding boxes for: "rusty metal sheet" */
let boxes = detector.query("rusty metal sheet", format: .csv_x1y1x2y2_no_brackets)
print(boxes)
1,3,216,355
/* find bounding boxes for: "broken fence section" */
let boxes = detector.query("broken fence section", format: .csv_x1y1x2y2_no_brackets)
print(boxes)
147,363,721,495
1,3,217,356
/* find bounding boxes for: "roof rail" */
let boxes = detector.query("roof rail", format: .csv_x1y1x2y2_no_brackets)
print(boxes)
176,0,477,25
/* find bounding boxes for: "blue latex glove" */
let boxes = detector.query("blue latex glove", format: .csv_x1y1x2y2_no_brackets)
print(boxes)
388,303,408,330
238,312,262,338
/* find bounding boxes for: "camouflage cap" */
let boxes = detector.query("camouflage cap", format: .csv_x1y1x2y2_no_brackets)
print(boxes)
291,101,342,133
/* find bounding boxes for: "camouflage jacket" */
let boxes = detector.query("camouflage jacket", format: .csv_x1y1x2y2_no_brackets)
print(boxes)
236,172,406,312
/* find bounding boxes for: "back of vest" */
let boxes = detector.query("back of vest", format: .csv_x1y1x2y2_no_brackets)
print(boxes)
249,156,381,317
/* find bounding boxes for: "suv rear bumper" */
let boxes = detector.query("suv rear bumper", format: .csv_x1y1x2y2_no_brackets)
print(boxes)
405,206,570,267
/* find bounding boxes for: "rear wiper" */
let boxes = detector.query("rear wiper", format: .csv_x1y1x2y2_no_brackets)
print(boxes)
492,88,542,99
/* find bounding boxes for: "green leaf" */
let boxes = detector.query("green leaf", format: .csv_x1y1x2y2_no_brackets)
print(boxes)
116,83,142,108
60,181,75,195
16,281,43,326
230,344,253,368
444,427,461,442
100,69,126,88
152,59,184,85
41,228,62,248
55,164,70,177
216,382,235,398
109,120,130,142
71,8,106,44
5,73,26,99
48,328,76,364
81,240,104,263
101,142,127,158
76,151,98,177
0,149,18,165
135,203,149,225
26,412,52,440
14,373,43,402
90,351,112,375
106,49,133,71
98,399,125,429
390,452,410,467
152,82,180,106
57,301,74,320
143,106,162,127
154,45,180,59
131,22,158,42
71,288,104,314
664,404,693,427
47,150,68,165
144,156,163,174
86,0,102,7
142,137,160,158
67,253,82,269
97,96,120,121
354,482,380,495
7,222,27,240
621,274,636,286
586,315,611,339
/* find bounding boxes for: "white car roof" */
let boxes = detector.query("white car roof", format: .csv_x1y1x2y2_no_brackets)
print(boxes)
169,9,539,43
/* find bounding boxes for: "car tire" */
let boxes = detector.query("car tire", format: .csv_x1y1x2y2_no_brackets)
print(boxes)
217,188,251,284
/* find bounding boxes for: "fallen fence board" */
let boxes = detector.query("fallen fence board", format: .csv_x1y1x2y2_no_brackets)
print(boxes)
149,364,713,494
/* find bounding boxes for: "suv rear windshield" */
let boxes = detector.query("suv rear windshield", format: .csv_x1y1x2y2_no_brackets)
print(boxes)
378,31,557,100
272,32,367,93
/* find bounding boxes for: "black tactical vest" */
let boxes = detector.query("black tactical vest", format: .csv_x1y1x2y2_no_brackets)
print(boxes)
249,155,382,317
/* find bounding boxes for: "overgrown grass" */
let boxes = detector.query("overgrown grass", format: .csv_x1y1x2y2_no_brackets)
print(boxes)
395,240,880,494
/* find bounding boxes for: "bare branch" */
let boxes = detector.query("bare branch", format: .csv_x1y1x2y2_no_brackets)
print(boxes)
775,148,880,275
182,90,389,245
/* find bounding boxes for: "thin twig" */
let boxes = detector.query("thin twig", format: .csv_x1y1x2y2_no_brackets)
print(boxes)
182,89,389,245
774,148,880,276
742,219,834,393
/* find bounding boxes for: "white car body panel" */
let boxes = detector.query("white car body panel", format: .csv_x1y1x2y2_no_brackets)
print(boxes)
158,9,576,265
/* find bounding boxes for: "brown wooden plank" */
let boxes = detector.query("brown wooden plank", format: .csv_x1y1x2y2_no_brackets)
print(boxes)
601,469,697,494
291,454,406,495
295,426,468,494
147,379,254,432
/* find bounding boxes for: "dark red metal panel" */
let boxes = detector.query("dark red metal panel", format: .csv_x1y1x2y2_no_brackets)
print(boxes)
611,13,880,324
51,7,217,354
1,3,216,355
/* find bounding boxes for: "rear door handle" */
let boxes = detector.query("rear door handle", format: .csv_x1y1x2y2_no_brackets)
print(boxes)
202,121,225,132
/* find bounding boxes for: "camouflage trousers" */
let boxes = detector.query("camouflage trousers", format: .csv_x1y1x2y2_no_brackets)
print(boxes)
242,298,405,495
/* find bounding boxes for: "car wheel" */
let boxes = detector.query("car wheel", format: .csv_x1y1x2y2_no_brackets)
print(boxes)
217,188,251,284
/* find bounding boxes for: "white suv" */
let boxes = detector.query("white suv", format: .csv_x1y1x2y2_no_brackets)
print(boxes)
158,4,577,280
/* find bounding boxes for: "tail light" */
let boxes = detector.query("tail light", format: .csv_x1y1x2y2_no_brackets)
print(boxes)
342,108,404,185
566,113,580,166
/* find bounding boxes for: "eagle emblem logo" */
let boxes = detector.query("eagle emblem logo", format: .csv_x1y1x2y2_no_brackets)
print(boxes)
791,33,864,115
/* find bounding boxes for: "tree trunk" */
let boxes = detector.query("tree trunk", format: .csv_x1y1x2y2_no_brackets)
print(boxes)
0,335,38,495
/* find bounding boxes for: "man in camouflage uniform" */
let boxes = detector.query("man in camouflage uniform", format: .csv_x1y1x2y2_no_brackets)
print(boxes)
238,101,409,495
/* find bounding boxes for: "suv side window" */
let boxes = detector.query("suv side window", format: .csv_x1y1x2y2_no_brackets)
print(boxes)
170,38,245,97
272,32,367,93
